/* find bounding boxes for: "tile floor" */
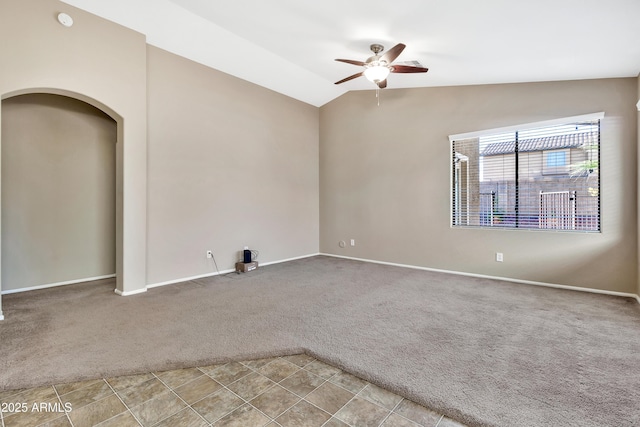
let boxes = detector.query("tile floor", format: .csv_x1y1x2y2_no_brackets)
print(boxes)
0,354,466,427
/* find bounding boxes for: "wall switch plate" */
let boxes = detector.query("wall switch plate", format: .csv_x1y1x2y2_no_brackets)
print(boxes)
496,252,503,262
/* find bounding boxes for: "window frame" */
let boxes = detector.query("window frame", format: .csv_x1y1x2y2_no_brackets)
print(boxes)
542,149,570,175
448,112,604,232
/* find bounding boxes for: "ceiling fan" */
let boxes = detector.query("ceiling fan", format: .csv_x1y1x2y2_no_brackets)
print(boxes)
334,43,429,88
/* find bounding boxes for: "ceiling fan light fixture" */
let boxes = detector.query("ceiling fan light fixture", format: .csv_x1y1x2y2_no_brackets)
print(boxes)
334,43,427,89
364,65,390,83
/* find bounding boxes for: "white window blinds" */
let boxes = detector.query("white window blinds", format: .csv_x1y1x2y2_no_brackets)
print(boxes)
451,117,600,231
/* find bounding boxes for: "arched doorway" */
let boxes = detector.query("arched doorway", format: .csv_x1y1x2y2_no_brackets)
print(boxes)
0,88,134,319
2,93,117,294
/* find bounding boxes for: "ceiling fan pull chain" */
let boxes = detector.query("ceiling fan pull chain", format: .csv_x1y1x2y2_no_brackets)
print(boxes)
376,87,380,106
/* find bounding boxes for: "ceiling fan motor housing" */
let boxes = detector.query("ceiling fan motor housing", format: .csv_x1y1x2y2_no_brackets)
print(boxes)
367,44,385,65
370,44,384,54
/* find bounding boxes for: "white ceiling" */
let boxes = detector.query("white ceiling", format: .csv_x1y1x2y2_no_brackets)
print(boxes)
60,0,640,107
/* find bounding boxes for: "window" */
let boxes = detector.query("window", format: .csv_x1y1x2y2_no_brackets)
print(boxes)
546,150,566,167
543,149,569,175
450,113,602,232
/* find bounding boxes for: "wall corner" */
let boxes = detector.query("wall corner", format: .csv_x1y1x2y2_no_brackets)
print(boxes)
636,72,640,298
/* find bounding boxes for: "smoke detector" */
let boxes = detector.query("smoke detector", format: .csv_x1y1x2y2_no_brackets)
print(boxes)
57,13,73,28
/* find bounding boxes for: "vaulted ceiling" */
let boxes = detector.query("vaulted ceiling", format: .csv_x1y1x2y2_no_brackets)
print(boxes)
60,0,640,107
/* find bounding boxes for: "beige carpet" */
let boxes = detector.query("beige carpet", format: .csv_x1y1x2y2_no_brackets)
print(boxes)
0,256,638,426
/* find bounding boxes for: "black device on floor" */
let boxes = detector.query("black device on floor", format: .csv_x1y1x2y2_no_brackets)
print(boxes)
243,249,252,263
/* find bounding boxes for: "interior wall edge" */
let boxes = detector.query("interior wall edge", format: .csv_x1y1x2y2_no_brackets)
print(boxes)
637,72,640,297
0,0,149,296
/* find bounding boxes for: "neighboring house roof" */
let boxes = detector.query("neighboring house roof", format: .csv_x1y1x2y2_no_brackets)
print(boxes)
481,131,598,156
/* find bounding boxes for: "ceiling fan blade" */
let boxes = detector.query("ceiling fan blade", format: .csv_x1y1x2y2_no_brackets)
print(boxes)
391,65,429,73
335,58,367,67
335,72,364,84
377,79,387,89
380,43,406,64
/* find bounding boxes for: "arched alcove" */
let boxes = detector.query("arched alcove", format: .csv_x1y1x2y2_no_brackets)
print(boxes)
0,88,127,318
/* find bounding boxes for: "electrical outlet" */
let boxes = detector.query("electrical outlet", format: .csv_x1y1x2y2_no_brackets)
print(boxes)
350,239,355,246
206,250,213,259
496,252,503,262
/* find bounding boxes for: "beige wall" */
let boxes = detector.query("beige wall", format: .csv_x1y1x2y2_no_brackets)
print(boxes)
146,46,319,284
0,0,636,320
0,0,147,299
320,78,638,294
2,94,116,291
0,0,319,306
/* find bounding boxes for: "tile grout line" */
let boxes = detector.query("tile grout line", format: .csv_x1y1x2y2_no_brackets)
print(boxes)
376,397,406,427
97,379,142,427
335,381,424,427
106,367,347,427
235,355,341,425
112,363,276,427
317,369,382,427
51,384,75,427
321,368,448,427
325,389,360,426
307,370,359,427
233,359,300,424
304,355,454,426
151,371,213,427
274,358,338,422
220,383,275,424
199,378,248,424
388,397,436,427
191,363,239,426
49,381,132,427
355,383,393,426
53,378,119,426
195,367,275,425
380,396,445,427
6,354,454,427
297,359,393,427
193,366,230,427
237,356,312,422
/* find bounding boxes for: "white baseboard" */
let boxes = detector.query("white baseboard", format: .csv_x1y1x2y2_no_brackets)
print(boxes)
1,274,116,295
144,253,320,291
259,253,320,267
320,253,640,303
0,313,4,321
0,253,321,298
147,269,236,289
114,288,147,297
